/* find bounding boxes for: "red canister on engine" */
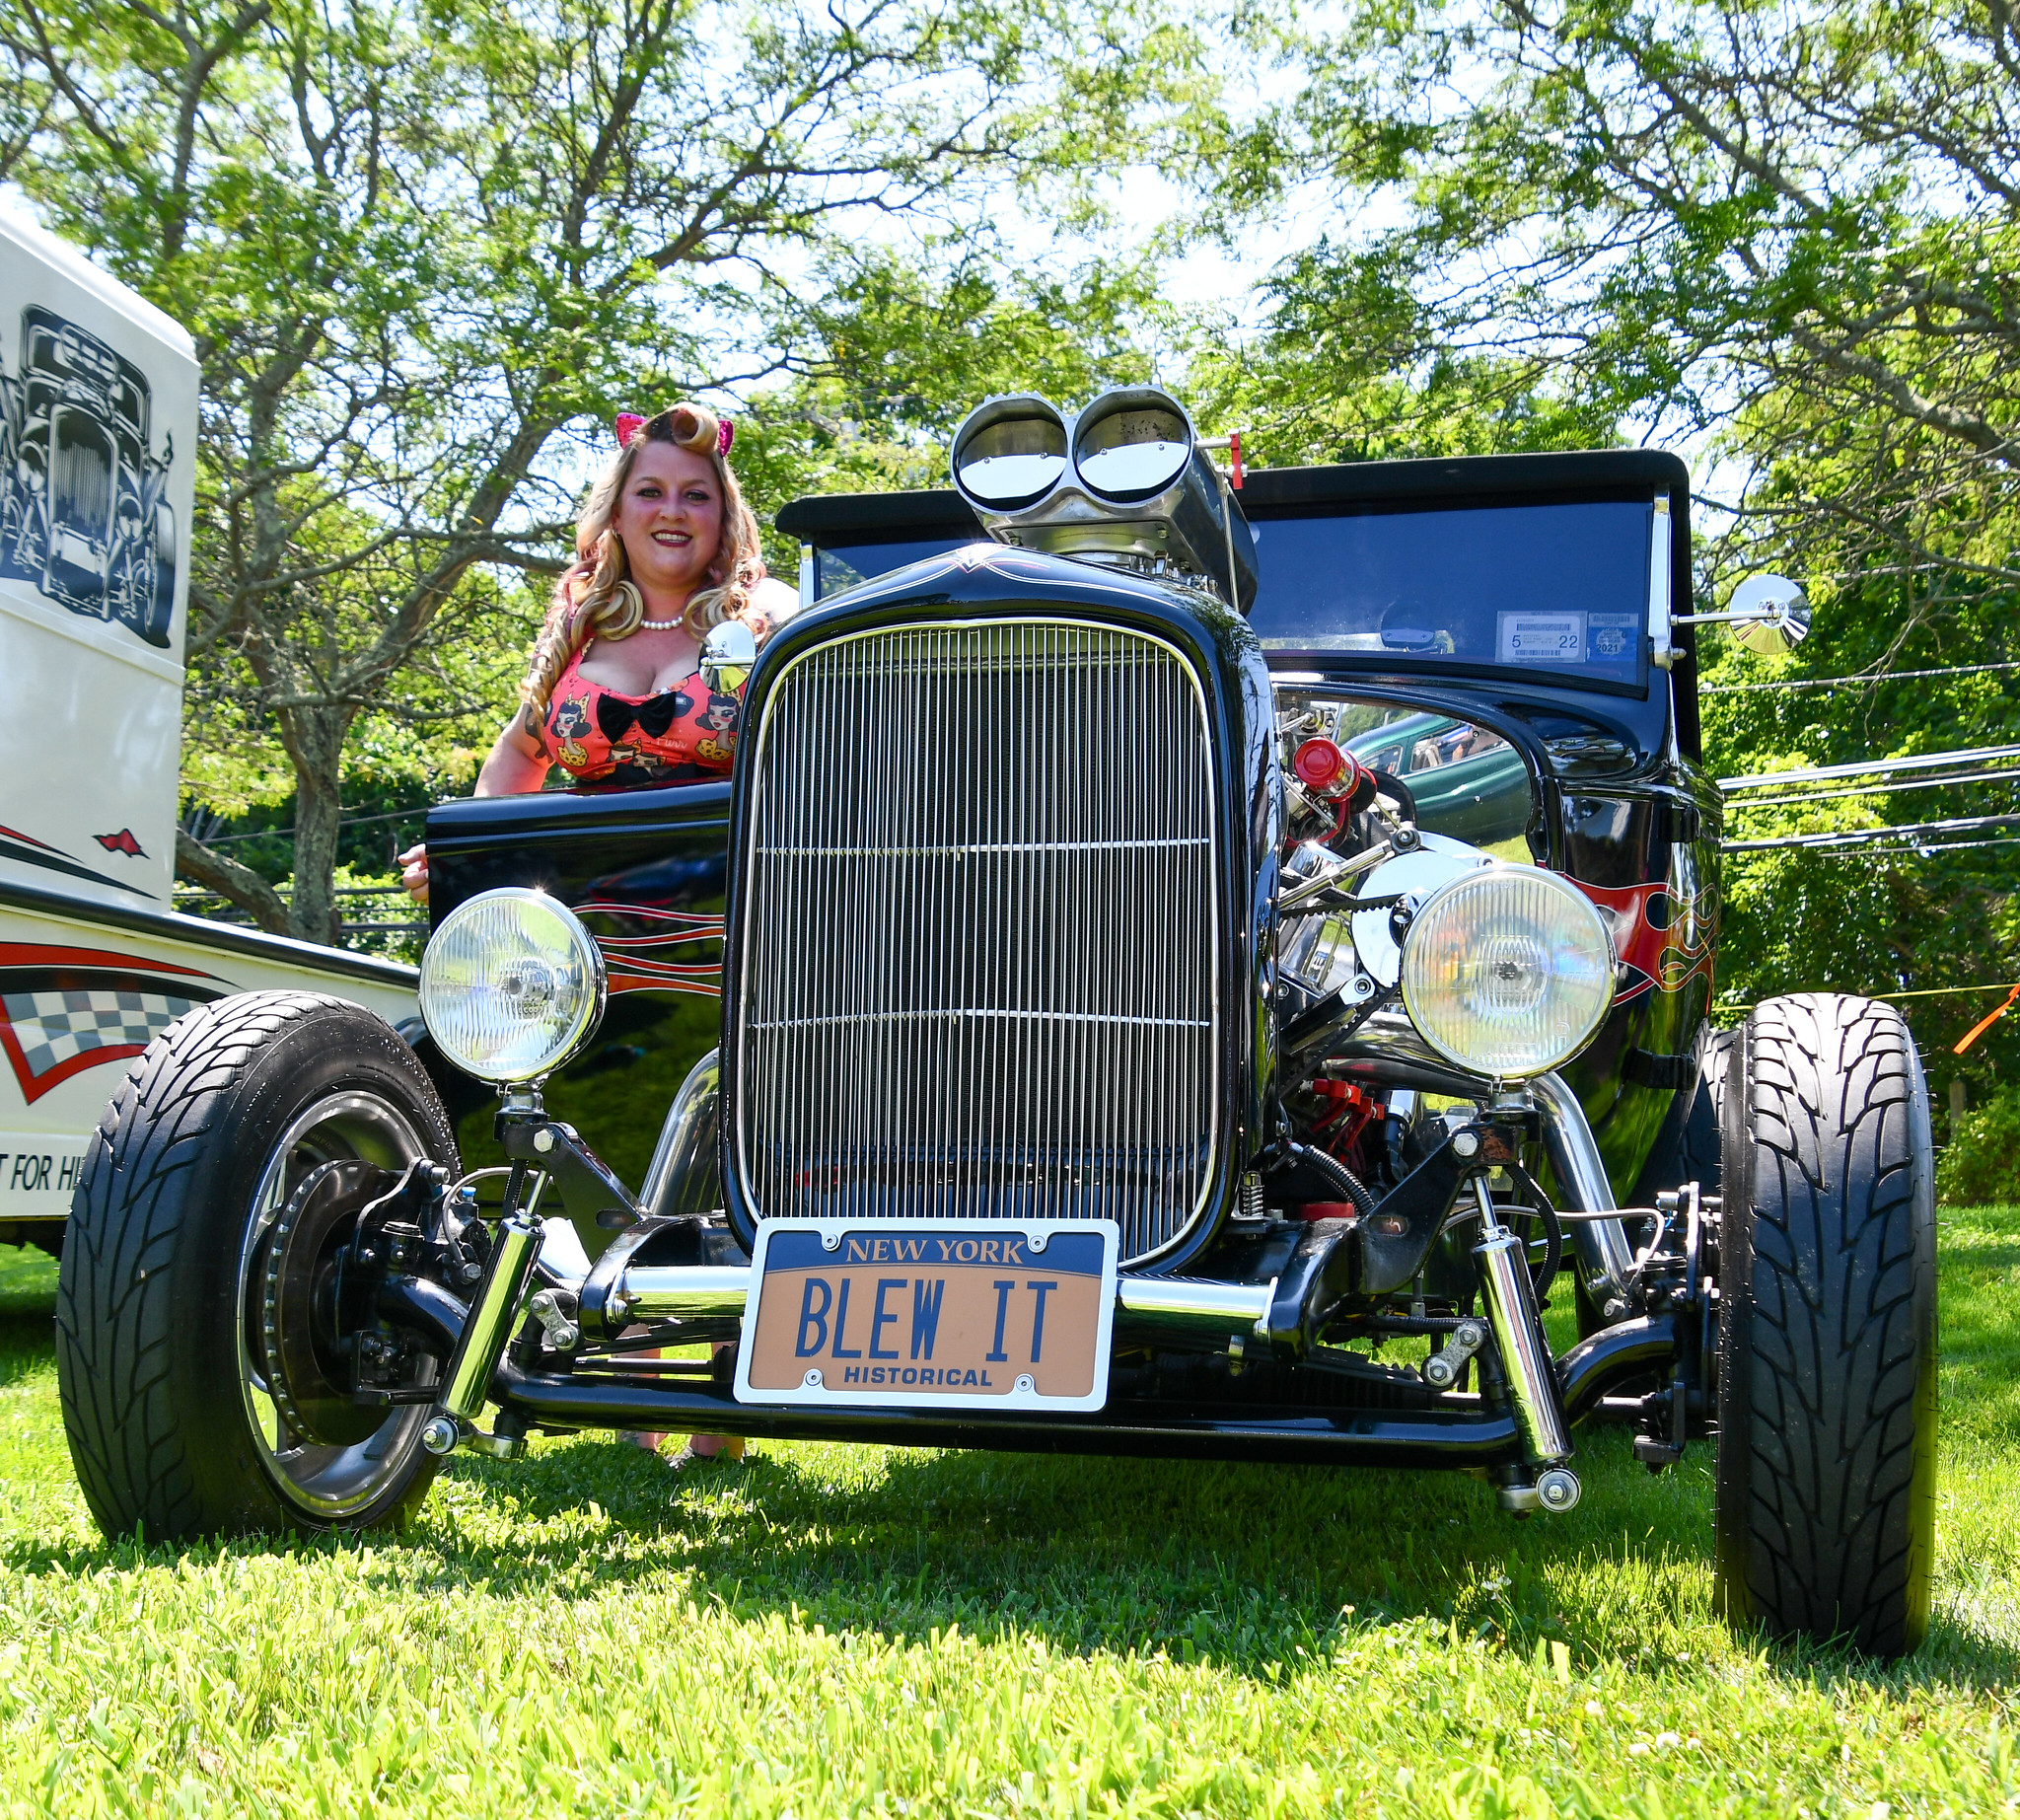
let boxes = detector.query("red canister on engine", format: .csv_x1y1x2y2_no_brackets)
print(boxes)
1291,737,1372,807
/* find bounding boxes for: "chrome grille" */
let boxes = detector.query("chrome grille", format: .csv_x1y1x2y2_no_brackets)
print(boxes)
735,619,1219,1265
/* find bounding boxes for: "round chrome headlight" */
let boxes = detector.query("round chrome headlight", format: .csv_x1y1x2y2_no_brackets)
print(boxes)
1398,867,1615,1080
419,889,607,1084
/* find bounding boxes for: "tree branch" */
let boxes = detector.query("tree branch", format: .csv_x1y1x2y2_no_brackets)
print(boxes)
175,829,290,934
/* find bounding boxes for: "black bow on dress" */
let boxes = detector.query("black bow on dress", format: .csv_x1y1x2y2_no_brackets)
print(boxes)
595,690,689,744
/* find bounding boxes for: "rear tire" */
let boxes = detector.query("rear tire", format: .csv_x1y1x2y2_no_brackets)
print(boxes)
56,992,459,1541
1712,993,1936,1657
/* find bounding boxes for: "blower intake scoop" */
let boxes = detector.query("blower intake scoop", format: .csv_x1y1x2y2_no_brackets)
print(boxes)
949,387,1259,612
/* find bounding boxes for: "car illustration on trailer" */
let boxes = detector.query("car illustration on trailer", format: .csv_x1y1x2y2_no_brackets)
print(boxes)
0,306,176,648
57,386,1935,1660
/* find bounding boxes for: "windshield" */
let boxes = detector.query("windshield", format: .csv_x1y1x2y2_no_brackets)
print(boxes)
810,497,1657,693
817,540,969,598
1248,499,1654,691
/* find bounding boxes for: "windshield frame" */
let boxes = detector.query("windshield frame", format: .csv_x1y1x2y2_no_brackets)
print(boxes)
1242,483,1663,702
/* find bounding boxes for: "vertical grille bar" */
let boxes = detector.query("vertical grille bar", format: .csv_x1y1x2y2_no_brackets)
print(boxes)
736,619,1219,1266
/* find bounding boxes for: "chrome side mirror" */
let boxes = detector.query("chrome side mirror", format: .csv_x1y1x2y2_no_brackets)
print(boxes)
1726,574,1812,654
1672,573,1811,655
699,619,758,694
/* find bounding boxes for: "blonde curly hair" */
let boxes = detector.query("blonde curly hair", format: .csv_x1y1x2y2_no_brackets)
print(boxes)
521,401,765,716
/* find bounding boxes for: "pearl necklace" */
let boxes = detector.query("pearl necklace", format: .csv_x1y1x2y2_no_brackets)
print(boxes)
638,616,683,631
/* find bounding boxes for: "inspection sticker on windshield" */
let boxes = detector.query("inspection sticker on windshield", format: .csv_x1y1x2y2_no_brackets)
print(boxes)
1587,613,1639,662
736,1219,1118,1412
1498,610,1587,664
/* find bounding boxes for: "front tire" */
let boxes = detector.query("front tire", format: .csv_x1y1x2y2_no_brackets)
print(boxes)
56,992,459,1541
1713,993,1936,1657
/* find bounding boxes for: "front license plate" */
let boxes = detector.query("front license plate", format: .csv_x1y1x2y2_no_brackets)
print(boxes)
735,1219,1118,1412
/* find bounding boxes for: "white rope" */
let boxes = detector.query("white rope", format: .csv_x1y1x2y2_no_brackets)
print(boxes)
1703,659,2020,694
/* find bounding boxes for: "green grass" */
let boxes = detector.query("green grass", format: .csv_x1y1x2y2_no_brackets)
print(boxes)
4,1223,2020,1817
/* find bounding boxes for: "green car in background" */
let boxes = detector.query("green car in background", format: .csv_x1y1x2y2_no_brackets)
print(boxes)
1344,710,1533,854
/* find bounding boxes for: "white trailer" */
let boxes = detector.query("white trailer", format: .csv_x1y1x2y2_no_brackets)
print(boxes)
0,208,416,1247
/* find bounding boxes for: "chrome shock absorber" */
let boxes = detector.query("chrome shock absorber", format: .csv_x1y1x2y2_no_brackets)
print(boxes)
1470,1176,1579,1514
422,1164,544,1460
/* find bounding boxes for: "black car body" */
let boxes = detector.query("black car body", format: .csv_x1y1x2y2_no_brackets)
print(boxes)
765,450,1718,1200
412,434,1724,1469
428,446,1717,1242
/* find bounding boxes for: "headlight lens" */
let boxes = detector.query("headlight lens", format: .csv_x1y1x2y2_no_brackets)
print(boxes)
1398,867,1615,1079
419,889,607,1083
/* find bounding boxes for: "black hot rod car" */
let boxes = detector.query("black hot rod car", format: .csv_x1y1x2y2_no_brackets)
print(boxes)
56,388,1935,1659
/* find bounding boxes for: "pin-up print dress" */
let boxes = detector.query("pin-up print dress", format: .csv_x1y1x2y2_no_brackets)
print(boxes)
543,646,742,785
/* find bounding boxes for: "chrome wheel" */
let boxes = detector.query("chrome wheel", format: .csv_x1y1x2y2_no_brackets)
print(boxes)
235,1090,433,1521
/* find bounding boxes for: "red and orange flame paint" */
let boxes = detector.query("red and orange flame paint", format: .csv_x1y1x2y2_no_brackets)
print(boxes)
575,903,725,999
1566,878,1717,1006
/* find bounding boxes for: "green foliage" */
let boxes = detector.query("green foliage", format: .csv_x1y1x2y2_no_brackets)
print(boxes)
1940,1087,2020,1208
1183,249,1623,466
1702,558,2020,1089
1320,8,1998,474
7,1211,2020,1810
1225,0,2020,591
732,249,1170,570
1220,0,2020,1094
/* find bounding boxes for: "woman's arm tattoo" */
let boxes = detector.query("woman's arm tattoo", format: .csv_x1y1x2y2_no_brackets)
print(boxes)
521,702,551,758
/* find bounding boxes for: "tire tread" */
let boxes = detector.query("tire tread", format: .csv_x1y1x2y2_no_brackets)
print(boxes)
55,991,451,1540
1717,991,1936,1657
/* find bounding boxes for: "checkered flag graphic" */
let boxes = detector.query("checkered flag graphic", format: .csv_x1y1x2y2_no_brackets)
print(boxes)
1,987,200,1080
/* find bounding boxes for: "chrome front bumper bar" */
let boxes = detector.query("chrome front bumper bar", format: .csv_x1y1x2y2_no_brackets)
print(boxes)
617,1265,1275,1350
610,1063,1635,1344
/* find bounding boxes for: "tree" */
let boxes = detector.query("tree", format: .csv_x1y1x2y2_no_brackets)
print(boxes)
0,0,1199,940
1180,275,1620,468
1232,0,2020,610
735,245,1170,538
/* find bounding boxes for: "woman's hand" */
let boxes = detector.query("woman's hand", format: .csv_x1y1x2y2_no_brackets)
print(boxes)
398,842,430,906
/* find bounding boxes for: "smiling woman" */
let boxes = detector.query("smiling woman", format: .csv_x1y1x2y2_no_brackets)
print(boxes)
397,401,797,902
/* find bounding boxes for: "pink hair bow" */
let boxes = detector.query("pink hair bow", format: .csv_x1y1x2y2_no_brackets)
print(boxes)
613,410,735,455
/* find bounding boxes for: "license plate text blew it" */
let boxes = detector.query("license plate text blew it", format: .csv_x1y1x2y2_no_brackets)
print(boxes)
739,1224,1116,1409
